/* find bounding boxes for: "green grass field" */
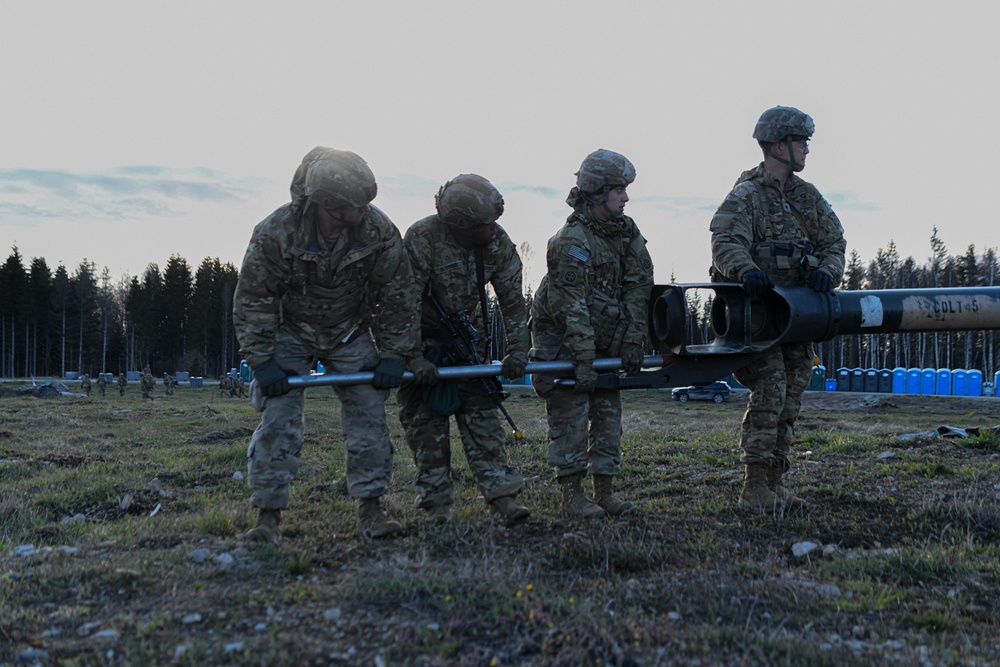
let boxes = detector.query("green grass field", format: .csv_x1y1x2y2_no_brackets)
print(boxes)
1,382,998,665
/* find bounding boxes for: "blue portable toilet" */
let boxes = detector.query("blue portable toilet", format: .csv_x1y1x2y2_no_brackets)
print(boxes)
952,369,967,396
995,370,1000,395
240,360,251,382
836,367,850,391
863,368,879,393
892,368,907,393
877,369,893,393
316,361,326,374
921,368,936,394
967,369,983,396
809,366,826,390
906,368,921,394
850,368,865,392
936,368,952,395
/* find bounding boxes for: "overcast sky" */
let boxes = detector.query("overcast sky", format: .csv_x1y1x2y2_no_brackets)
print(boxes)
2,1,997,290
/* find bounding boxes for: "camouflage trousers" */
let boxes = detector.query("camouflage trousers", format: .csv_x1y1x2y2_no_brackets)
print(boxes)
531,373,623,478
397,380,523,508
733,341,814,466
246,328,395,510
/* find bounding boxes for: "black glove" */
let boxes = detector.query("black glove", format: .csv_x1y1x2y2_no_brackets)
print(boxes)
500,351,529,380
807,270,834,293
252,358,291,397
407,355,439,385
372,357,407,389
741,269,773,297
574,362,598,394
620,344,644,375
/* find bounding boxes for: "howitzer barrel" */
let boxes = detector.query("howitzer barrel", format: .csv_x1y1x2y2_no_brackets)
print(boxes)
285,356,675,388
835,287,1000,335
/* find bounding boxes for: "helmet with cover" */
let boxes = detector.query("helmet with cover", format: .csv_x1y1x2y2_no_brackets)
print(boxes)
752,106,815,144
290,146,377,211
575,149,636,193
435,174,504,228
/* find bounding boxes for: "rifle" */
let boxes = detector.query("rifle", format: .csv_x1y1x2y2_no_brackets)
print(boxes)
425,290,523,440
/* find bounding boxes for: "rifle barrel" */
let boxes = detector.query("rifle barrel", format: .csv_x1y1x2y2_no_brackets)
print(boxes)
285,355,674,388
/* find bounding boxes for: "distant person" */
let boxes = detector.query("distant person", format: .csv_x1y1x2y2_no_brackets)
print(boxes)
80,373,91,397
529,150,653,518
233,146,422,543
709,105,846,513
140,366,155,400
117,373,127,397
399,174,531,525
96,373,108,397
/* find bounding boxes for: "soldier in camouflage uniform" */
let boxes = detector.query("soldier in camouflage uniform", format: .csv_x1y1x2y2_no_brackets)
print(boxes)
710,106,846,513
80,373,91,397
530,150,653,519
96,373,108,397
399,174,531,525
233,146,422,543
140,366,155,400
117,372,127,397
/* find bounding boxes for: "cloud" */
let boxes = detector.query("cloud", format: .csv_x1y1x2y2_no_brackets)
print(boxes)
825,191,878,211
639,195,721,216
0,166,261,223
379,173,440,198
498,182,562,199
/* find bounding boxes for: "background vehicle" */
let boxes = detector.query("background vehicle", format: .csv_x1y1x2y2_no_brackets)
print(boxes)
671,381,731,403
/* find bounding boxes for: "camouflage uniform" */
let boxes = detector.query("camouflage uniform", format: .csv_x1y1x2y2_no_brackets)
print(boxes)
233,151,418,513
140,367,155,400
96,374,107,397
80,374,91,397
530,152,653,497
710,106,846,485
399,203,529,510
117,373,127,396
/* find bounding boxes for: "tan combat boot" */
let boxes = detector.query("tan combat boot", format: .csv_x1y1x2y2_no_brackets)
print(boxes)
242,508,281,544
357,497,403,538
558,473,607,519
489,495,530,523
593,474,635,516
738,463,784,514
767,460,808,510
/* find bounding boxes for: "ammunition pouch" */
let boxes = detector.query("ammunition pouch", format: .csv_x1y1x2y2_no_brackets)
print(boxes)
588,289,627,355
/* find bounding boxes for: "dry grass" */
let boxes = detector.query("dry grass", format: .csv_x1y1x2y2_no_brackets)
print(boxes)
1,382,998,665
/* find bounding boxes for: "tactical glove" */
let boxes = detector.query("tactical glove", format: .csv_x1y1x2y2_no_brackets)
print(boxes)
372,357,407,389
500,351,529,380
806,270,834,293
574,362,598,394
620,344,644,375
407,355,439,385
252,358,291,397
741,269,773,297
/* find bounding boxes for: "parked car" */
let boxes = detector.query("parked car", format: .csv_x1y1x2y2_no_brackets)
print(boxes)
671,381,731,404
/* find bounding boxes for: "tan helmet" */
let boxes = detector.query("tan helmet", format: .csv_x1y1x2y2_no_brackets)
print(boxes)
435,174,504,227
575,149,636,193
290,147,377,210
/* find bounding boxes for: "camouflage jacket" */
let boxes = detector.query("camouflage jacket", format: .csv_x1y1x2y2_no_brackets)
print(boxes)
403,215,529,360
530,209,653,362
710,164,846,287
233,203,418,368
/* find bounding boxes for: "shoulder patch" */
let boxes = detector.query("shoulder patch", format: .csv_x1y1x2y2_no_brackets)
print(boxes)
718,199,740,213
567,245,590,263
562,269,579,284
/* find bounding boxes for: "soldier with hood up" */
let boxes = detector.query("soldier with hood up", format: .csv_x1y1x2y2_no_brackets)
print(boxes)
233,146,426,544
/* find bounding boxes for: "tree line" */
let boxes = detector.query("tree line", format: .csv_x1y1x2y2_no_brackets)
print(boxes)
0,249,239,380
1,226,998,381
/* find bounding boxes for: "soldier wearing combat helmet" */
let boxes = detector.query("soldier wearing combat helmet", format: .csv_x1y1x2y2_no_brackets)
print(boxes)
710,106,846,513
399,174,531,525
233,146,423,543
530,150,654,519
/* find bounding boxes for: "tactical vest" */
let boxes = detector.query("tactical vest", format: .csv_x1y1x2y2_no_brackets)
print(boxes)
745,180,819,287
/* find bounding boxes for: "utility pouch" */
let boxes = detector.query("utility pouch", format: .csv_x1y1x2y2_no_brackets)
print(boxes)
421,344,461,416
588,290,627,355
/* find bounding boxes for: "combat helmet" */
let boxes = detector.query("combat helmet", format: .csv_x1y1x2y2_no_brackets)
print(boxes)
575,149,636,193
435,174,504,227
753,106,815,143
290,147,377,211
